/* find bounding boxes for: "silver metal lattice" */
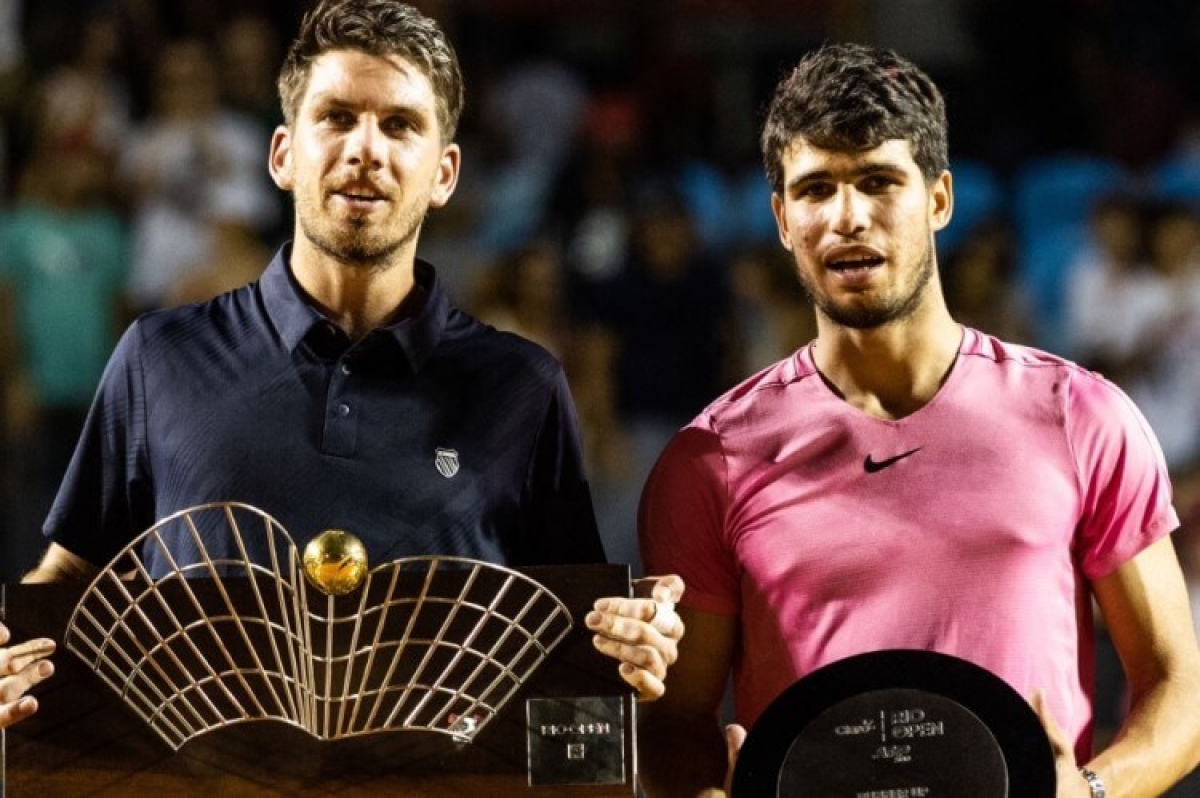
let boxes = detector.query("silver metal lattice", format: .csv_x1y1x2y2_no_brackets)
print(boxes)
63,502,574,750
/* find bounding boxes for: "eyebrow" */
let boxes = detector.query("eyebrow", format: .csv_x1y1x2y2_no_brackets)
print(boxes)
307,95,437,134
308,93,429,116
785,162,907,191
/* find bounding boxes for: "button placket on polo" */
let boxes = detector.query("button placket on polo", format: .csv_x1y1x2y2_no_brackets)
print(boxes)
321,355,359,457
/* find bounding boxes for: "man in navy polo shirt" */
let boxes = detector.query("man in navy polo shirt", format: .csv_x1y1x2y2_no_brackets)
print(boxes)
1,0,683,728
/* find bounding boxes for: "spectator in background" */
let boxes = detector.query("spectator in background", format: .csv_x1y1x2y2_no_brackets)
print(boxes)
552,92,643,300
1065,195,1200,474
470,239,569,360
469,239,628,501
1118,200,1200,476
0,0,25,198
218,11,285,130
215,10,289,248
475,22,587,254
32,9,130,164
599,186,735,425
118,37,277,314
0,141,127,580
727,242,815,377
164,181,274,306
942,219,1033,344
1064,192,1160,375
586,185,734,573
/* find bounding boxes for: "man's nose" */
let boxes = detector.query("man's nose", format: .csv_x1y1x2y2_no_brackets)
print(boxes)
832,185,869,236
346,118,384,169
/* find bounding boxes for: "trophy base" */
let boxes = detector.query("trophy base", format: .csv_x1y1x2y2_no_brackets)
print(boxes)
3,566,637,797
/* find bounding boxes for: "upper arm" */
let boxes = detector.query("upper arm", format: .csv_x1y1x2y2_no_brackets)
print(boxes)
1092,536,1200,695
521,366,604,565
22,543,100,583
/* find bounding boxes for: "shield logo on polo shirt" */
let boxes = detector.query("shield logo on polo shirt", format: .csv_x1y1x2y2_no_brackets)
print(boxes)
434,448,460,478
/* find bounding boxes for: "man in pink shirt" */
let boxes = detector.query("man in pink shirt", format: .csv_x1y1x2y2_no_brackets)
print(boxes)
639,42,1200,797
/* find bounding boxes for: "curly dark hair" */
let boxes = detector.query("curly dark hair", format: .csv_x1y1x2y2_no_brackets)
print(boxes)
760,42,948,194
277,0,464,142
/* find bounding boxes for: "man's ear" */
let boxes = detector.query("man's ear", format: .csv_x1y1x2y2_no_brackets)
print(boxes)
929,170,953,233
428,142,461,209
268,126,293,191
771,192,793,251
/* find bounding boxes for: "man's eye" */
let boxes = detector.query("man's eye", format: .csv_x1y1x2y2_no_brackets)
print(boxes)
383,117,414,134
861,176,896,191
322,110,354,126
799,184,833,200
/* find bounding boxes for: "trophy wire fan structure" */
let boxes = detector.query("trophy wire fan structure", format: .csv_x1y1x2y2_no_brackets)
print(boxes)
62,502,574,751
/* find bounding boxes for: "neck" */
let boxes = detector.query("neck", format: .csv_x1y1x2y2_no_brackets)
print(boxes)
813,304,962,420
288,238,420,341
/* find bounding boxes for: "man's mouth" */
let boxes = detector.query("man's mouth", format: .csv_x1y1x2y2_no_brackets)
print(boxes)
827,252,885,273
333,190,387,211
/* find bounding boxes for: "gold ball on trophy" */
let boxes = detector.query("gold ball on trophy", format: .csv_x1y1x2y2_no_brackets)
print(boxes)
302,530,369,595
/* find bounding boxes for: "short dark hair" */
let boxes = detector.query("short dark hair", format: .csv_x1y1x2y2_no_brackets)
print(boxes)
277,0,464,142
760,42,949,194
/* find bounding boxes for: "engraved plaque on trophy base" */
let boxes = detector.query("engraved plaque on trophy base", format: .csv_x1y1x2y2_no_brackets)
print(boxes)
526,695,628,786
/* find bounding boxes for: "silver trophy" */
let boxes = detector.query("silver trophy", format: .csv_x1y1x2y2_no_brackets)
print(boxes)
38,502,631,793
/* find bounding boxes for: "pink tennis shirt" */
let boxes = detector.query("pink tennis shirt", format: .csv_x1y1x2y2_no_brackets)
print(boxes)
640,327,1178,759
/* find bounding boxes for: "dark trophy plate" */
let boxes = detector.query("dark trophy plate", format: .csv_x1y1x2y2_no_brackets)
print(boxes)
731,649,1056,797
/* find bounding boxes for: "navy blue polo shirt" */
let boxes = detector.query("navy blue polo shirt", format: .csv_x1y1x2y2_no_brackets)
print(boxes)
45,246,606,574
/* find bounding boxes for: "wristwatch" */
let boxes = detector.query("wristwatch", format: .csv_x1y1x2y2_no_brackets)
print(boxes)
1079,766,1106,798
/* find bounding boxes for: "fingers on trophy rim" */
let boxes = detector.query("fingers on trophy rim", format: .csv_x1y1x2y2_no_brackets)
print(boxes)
651,601,682,640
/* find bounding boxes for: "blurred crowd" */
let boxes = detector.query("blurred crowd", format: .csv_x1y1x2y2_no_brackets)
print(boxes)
3,0,1200,654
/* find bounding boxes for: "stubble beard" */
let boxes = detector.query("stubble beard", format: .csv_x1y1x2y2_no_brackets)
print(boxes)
802,236,937,330
297,194,428,273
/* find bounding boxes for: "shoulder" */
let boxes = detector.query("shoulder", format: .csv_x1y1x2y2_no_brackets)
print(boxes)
442,307,566,388
646,348,823,480
692,346,821,434
959,327,1083,373
125,283,264,358
962,329,1160,451
966,329,1134,403
956,327,1110,408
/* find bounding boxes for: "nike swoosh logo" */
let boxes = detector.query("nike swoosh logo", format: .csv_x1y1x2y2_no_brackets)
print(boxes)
863,447,923,473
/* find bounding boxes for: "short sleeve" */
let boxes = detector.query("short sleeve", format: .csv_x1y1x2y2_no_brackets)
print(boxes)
1067,367,1179,579
518,367,606,566
638,420,739,615
44,320,154,566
